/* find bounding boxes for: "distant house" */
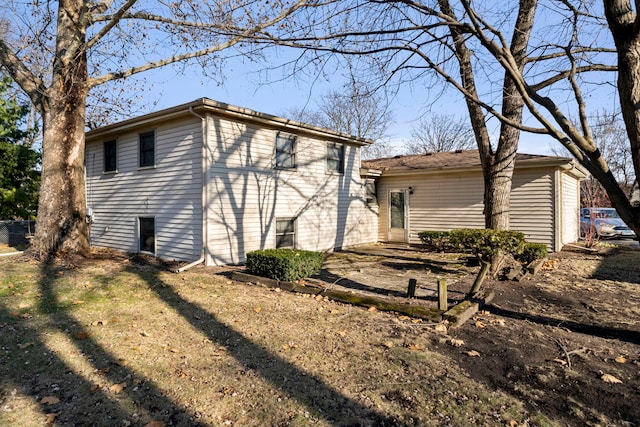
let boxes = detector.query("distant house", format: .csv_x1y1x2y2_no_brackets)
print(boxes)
84,98,378,266
362,151,588,252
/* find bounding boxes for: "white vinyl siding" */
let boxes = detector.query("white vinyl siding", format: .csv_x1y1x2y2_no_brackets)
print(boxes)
205,117,377,265
376,166,564,250
560,172,580,246
85,118,203,261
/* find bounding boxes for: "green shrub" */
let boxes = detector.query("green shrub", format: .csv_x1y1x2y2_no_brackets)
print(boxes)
516,242,548,264
245,248,324,281
448,228,526,261
417,230,450,252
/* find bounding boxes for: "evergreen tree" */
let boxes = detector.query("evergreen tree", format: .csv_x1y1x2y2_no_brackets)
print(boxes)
0,75,39,220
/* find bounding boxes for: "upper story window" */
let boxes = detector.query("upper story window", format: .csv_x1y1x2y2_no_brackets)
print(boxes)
326,143,344,173
104,139,117,173
275,132,296,169
139,130,155,168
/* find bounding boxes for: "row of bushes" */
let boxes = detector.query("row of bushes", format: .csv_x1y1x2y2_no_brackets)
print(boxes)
245,229,548,282
418,229,547,264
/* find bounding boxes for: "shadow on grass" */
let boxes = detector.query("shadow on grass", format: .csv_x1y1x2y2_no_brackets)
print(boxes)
0,262,204,426
488,304,640,345
132,263,403,425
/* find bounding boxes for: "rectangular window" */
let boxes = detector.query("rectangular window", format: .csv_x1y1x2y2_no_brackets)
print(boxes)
139,131,155,168
275,132,296,169
327,143,344,173
365,179,377,205
139,217,155,253
275,218,296,248
104,140,117,172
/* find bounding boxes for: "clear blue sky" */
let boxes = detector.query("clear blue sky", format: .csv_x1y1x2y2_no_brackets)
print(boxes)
137,54,567,157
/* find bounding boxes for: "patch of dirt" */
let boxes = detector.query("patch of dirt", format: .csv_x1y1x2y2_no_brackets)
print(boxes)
319,243,640,426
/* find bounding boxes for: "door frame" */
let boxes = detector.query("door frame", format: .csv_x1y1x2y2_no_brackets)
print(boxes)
388,188,410,242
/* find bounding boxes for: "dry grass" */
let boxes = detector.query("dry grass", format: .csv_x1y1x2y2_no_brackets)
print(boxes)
0,249,553,427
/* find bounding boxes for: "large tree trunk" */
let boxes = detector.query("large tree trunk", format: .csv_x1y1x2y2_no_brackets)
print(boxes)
603,0,640,236
30,0,90,259
439,0,536,230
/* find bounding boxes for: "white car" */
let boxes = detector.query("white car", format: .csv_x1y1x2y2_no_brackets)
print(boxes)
580,208,636,239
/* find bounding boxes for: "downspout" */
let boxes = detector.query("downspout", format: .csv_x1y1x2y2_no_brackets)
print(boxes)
176,107,208,273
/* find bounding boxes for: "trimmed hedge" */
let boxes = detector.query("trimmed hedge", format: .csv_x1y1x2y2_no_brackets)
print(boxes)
516,242,548,264
245,248,324,281
417,230,450,252
418,228,548,264
448,228,526,260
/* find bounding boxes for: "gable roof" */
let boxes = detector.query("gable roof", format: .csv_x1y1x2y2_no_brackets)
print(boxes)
85,98,373,146
362,150,588,178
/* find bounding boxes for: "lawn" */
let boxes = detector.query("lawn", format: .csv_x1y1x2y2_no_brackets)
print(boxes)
0,246,638,426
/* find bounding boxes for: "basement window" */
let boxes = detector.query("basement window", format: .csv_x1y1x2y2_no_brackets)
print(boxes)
275,218,296,249
139,217,155,254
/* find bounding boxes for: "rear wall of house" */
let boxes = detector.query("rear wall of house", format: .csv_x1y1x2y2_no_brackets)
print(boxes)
376,167,560,249
85,118,203,261
204,115,378,265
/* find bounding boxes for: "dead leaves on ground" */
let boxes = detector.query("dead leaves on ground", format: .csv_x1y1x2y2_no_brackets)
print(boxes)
40,396,60,405
601,373,623,384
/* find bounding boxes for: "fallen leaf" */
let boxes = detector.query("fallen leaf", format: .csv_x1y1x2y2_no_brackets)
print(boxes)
253,307,262,313
40,396,60,405
509,420,518,427
330,309,339,315
383,341,394,348
337,330,347,337
448,338,465,347
71,300,85,305
18,342,35,349
145,421,166,427
75,331,89,340
367,306,377,312
434,324,448,334
552,358,567,366
474,321,486,328
45,413,58,424
411,318,422,324
7,284,14,289
601,373,623,384
466,350,480,357
398,315,411,321
408,344,423,351
615,356,627,364
109,382,127,394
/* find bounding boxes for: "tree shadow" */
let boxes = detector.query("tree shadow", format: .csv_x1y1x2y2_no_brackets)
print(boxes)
0,261,205,426
131,262,405,426
589,247,640,284
487,304,640,345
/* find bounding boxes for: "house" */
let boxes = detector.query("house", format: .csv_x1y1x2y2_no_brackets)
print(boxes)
84,98,379,266
362,150,588,252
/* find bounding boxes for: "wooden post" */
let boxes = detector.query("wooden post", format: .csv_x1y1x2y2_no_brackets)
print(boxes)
468,260,490,298
407,278,417,298
437,278,447,311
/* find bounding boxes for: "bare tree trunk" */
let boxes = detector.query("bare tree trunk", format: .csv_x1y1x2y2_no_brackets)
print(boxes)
604,0,640,235
30,0,90,259
439,0,536,231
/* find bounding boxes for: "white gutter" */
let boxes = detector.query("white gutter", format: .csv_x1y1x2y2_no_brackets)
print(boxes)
176,107,209,273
